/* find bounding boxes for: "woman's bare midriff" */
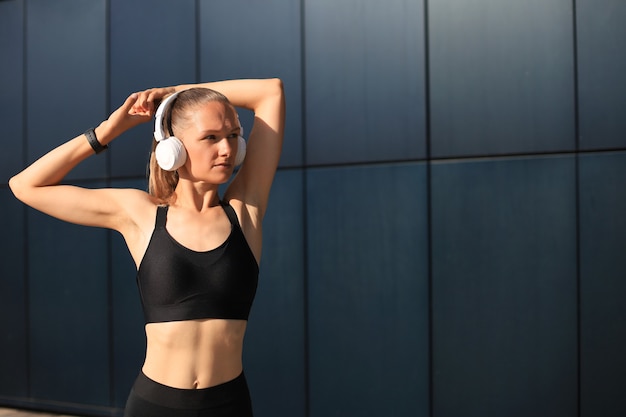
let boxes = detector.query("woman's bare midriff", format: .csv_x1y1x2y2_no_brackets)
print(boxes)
142,318,247,389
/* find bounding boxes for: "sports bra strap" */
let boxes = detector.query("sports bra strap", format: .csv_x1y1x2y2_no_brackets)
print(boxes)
220,201,242,228
155,204,239,229
155,206,169,229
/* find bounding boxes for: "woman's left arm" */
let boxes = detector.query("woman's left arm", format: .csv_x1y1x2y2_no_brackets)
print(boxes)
194,79,285,214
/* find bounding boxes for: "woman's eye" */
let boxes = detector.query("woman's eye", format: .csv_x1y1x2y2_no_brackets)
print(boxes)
205,135,217,140
228,133,239,139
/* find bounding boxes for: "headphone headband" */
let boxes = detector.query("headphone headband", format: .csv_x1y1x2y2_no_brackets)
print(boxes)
154,91,183,141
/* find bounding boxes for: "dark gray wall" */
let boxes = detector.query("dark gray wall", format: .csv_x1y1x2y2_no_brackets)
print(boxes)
1,1,625,416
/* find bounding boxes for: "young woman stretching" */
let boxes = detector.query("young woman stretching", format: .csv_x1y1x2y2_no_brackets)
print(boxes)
9,78,285,416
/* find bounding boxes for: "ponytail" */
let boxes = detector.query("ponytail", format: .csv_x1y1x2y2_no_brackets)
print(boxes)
147,139,179,204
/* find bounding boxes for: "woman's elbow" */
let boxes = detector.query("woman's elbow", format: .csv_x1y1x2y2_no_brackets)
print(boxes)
8,174,28,203
266,78,284,97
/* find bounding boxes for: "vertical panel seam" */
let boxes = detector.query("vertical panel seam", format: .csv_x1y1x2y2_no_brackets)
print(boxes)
300,1,310,416
571,0,582,416
104,0,115,408
22,0,32,400
195,0,200,82
423,0,434,416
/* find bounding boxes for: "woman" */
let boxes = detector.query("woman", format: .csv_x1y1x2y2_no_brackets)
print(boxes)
9,78,285,416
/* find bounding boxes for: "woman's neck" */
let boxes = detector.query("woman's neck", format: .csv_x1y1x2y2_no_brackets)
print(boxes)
173,179,221,212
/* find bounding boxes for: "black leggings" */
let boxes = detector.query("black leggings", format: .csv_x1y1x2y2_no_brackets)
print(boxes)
124,371,253,417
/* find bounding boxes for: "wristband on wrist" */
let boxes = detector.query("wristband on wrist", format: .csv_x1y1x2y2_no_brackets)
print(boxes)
84,128,108,154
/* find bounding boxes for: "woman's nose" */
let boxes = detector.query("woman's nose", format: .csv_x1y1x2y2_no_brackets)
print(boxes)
218,138,232,156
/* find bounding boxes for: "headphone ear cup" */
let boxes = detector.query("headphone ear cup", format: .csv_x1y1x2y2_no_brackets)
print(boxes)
155,136,187,171
234,136,247,166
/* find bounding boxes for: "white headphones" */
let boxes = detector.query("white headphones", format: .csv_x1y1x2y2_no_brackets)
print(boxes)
153,90,247,171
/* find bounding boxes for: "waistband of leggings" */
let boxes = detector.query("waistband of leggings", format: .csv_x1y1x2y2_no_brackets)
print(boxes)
131,370,248,410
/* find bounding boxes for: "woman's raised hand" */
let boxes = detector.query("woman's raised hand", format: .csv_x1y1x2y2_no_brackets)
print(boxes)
100,92,155,138
131,87,178,116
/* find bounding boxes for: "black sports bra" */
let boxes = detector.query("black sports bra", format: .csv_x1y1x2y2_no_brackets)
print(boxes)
136,202,259,324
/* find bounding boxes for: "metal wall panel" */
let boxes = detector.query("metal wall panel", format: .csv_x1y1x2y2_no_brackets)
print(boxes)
0,0,24,182
244,170,307,417
28,196,110,405
0,190,28,397
577,0,626,150
109,0,197,178
26,0,107,180
198,0,304,167
305,0,426,165
429,0,575,158
307,163,429,416
579,152,626,417
431,155,578,417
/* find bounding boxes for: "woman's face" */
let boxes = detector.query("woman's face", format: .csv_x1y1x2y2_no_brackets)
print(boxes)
176,101,240,184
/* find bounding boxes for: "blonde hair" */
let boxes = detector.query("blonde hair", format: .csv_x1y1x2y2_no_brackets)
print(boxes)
147,88,231,203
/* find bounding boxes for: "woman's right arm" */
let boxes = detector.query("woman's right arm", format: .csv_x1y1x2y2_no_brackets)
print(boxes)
9,93,153,231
